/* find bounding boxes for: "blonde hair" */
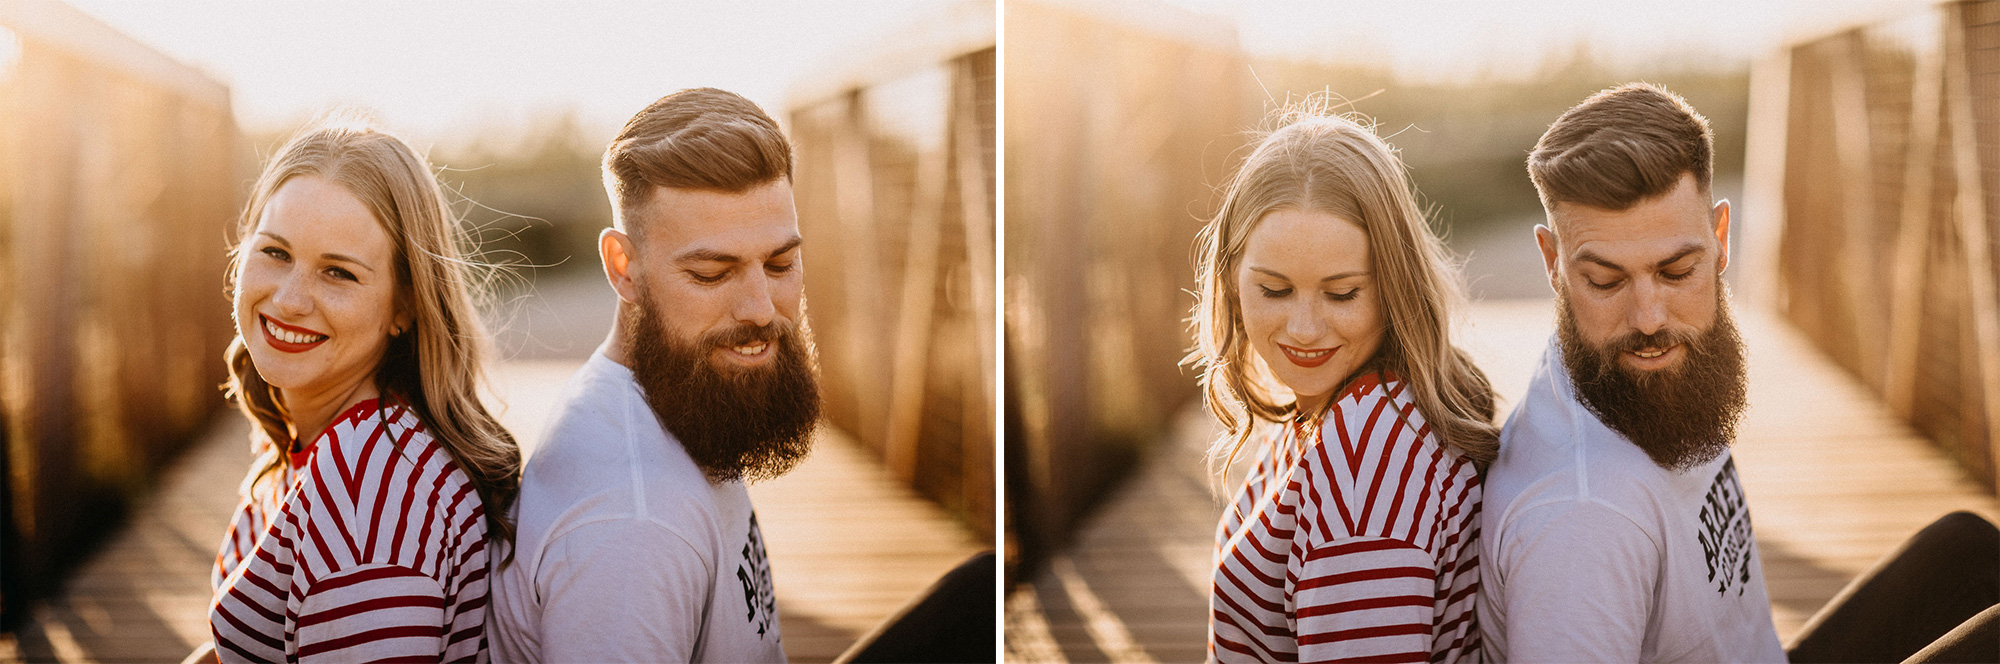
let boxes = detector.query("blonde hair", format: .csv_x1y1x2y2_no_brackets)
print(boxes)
1187,108,1498,478
224,114,523,544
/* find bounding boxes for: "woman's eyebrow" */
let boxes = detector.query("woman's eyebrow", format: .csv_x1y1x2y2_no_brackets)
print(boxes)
256,232,374,273
321,252,375,273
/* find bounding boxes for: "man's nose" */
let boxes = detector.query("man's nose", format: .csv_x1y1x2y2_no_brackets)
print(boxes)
733,270,777,327
1628,278,1669,337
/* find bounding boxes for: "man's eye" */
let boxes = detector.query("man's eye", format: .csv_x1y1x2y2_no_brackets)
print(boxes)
1587,278,1620,291
1662,269,1694,282
1259,285,1292,298
689,271,726,284
766,262,795,274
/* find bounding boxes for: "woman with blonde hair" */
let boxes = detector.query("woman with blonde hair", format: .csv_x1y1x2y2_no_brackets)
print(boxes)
1190,107,1497,663
200,115,520,662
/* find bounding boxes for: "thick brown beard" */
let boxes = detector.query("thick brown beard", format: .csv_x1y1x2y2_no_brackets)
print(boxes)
1556,281,1748,471
625,290,822,484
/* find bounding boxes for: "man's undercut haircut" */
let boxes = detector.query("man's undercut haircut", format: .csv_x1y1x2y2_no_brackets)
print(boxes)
604,87,794,231
1528,82,1713,212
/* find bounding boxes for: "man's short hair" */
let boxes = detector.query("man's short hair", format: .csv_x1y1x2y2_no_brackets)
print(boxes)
603,87,793,230
1528,82,1712,212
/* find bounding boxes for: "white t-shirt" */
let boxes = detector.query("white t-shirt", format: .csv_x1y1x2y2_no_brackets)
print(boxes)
1479,338,1785,663
489,351,786,663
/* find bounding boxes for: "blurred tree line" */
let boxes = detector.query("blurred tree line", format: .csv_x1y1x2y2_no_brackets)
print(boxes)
1244,47,1749,236
433,112,612,283
249,111,613,287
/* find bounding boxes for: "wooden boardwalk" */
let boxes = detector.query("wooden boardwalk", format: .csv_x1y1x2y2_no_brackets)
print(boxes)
1004,299,2000,662
0,358,984,663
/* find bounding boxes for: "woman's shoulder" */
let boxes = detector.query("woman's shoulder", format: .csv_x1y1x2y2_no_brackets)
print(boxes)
307,399,472,498
1319,369,1427,436
1306,369,1471,476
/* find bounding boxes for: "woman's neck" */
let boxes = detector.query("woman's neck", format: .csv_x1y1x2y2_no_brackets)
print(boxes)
281,377,381,448
1292,391,1332,418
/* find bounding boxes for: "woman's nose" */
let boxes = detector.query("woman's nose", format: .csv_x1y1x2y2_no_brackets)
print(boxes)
1285,306,1327,342
271,270,313,317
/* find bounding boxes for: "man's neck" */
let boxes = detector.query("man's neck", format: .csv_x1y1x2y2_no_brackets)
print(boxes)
601,303,633,369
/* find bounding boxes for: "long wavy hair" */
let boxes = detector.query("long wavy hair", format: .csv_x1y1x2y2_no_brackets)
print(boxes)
1187,107,1499,480
224,114,522,544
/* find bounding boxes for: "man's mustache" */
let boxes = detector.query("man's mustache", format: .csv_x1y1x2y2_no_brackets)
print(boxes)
1607,327,1699,358
702,321,788,348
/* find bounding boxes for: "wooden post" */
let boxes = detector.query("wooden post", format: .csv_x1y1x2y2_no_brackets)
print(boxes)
1885,11,1946,418
1828,30,1884,387
1944,2,2000,492
1740,48,1793,313
831,92,889,448
882,97,952,481
952,54,997,531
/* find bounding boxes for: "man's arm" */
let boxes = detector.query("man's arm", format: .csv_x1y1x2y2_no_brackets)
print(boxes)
537,519,711,662
1496,500,1660,662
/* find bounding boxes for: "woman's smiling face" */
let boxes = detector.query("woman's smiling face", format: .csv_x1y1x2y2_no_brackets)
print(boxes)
233,175,407,398
1236,208,1385,413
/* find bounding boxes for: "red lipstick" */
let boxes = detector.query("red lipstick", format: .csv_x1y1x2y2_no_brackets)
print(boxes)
259,314,329,353
1278,343,1338,368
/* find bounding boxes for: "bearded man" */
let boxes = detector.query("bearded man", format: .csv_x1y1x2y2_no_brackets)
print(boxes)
489,88,818,663
1477,83,1785,663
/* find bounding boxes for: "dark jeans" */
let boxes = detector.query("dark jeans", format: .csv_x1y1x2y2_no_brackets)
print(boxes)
1787,511,1999,664
834,551,995,663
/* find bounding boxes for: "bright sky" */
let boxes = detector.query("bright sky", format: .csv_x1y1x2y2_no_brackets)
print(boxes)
63,0,955,143
61,0,1938,143
1163,0,1933,82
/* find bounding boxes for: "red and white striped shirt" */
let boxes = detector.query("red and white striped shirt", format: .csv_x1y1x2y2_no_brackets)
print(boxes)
211,399,490,662
1211,371,1483,663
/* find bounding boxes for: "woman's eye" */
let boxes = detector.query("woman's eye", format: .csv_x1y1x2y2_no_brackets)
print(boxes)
1327,289,1360,302
261,246,290,262
1259,285,1292,298
325,266,357,282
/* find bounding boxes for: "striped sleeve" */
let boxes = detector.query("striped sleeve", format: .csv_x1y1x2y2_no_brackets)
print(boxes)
1295,538,1438,663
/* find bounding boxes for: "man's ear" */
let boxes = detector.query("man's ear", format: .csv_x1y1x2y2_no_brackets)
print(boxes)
1535,222,1562,295
601,228,642,305
1712,199,1732,275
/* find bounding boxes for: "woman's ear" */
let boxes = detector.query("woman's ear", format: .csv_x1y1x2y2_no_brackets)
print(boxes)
392,293,415,338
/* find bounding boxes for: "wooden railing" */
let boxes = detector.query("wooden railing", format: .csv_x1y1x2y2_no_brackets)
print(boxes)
1762,0,2000,494
0,0,242,625
785,0,996,541
1002,0,1246,570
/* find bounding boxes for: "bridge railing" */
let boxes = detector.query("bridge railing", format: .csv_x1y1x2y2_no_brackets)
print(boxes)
1757,0,2000,495
785,0,996,541
0,0,243,626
